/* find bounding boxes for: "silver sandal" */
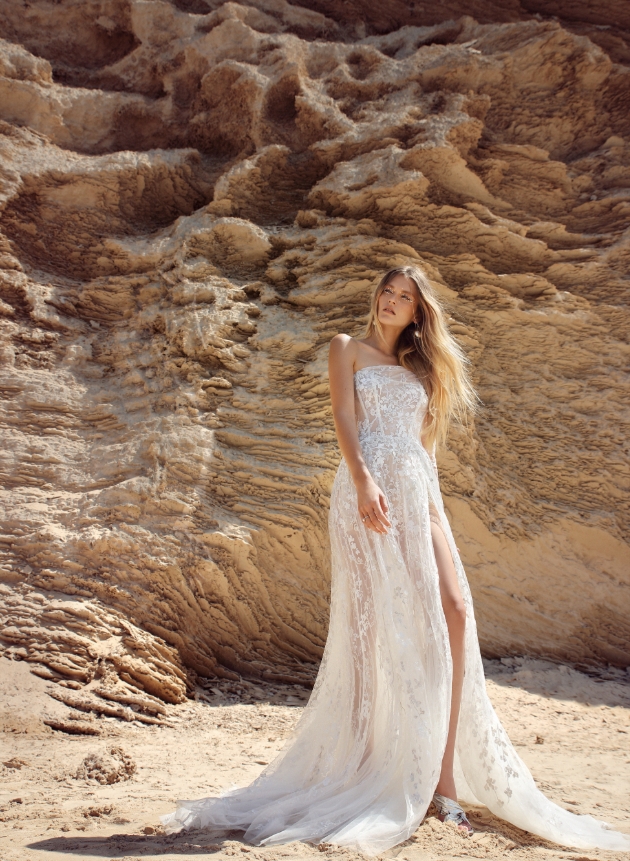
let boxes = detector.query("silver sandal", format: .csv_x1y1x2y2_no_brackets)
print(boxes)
432,792,473,834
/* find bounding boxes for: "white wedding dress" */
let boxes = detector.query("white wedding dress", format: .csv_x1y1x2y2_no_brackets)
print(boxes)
162,365,630,854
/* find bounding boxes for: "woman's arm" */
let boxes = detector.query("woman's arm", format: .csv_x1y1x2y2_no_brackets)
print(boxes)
328,334,391,534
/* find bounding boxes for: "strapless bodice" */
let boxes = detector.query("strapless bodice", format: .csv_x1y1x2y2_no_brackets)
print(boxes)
354,365,428,444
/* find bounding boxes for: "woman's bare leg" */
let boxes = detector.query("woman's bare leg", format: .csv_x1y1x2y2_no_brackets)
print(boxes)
429,506,467,800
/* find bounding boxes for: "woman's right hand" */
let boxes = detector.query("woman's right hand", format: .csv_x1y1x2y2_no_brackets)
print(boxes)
356,476,391,534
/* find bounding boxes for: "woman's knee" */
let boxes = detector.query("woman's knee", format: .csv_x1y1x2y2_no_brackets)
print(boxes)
442,592,467,630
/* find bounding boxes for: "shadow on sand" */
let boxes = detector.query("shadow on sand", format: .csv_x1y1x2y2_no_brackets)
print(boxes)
483,656,630,709
28,810,562,859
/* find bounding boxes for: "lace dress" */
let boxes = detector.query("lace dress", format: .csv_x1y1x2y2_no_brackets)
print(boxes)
162,365,630,854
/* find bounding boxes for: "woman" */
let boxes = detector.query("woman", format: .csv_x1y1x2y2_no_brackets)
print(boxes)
162,265,630,855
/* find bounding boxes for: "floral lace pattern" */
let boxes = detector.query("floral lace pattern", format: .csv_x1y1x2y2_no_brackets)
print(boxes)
162,365,630,855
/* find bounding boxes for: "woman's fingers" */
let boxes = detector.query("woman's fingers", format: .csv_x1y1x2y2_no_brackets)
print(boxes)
358,485,390,534
369,513,386,534
360,509,378,533
378,494,391,527
360,505,390,534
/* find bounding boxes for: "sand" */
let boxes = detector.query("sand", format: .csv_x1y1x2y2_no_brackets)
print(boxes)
1,656,629,861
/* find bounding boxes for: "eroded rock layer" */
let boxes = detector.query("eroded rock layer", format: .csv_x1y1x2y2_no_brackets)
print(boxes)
0,0,629,700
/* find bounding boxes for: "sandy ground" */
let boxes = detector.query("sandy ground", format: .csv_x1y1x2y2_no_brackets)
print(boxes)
1,656,629,861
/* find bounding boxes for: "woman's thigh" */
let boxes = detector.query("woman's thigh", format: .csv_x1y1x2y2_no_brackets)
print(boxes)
429,504,464,610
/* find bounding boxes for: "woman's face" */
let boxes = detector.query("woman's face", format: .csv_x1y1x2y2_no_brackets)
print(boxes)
377,273,419,330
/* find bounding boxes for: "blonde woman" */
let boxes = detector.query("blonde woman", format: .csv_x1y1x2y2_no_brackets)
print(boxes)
163,266,630,856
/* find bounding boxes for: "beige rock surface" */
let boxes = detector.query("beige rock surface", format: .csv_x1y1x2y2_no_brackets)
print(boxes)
0,1,629,700
1,655,629,860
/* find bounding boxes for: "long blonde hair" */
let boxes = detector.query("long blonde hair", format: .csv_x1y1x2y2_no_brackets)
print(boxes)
365,265,480,450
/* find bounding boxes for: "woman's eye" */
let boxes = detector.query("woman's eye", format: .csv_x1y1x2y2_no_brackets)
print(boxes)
402,295,412,302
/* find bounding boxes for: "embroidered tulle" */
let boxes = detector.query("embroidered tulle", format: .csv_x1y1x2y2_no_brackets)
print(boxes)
162,365,630,854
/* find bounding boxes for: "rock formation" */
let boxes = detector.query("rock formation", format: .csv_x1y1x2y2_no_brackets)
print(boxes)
0,0,629,702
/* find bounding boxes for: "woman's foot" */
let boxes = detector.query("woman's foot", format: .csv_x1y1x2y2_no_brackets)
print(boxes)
432,792,473,835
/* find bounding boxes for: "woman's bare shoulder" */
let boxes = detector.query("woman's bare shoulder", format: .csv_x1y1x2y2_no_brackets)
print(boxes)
330,333,366,351
329,334,359,373
330,333,358,352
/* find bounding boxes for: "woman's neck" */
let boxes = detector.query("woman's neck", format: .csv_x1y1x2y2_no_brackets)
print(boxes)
370,332,399,357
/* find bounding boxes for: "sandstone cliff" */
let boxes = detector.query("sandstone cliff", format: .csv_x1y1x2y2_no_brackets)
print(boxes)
0,0,628,702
